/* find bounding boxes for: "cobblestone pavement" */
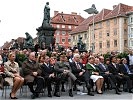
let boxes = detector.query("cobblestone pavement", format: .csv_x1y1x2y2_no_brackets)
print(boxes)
0,86,132,100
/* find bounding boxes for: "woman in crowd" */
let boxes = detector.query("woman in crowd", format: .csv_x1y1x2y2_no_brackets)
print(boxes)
86,56,104,94
4,52,24,99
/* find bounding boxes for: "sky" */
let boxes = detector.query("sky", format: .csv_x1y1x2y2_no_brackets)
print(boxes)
0,0,133,46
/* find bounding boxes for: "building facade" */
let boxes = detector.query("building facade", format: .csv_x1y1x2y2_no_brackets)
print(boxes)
71,3,133,54
51,11,84,48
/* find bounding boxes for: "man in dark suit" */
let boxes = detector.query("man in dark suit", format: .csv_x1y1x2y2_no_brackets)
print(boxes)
119,58,133,93
41,55,60,97
69,53,94,96
98,56,121,94
108,56,133,94
22,52,45,99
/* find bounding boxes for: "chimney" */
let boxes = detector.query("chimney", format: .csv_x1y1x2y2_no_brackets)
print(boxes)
54,11,58,16
113,5,117,9
71,12,77,15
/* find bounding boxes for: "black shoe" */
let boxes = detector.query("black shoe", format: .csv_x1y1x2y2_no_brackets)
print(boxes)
115,88,121,95
31,94,36,99
115,91,121,95
88,92,94,96
61,87,65,92
54,92,60,97
96,91,103,94
10,93,18,99
129,89,133,93
69,89,73,97
117,88,122,92
48,93,52,97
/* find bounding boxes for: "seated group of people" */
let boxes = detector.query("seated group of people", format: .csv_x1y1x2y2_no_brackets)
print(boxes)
0,50,133,99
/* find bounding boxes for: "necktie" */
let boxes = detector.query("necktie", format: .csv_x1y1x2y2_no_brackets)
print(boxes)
76,62,81,69
101,63,106,70
124,64,130,73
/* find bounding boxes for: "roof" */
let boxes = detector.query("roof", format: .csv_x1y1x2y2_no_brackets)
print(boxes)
71,3,133,34
51,12,84,25
104,3,133,19
71,15,94,34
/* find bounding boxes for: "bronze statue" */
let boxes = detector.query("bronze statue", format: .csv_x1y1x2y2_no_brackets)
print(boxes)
77,37,86,51
24,32,34,49
42,2,50,27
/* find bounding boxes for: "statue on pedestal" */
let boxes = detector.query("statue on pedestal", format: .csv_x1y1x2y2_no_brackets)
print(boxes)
24,32,34,49
77,37,86,51
36,2,56,49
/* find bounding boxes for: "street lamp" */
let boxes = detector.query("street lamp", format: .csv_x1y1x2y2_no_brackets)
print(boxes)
84,4,98,52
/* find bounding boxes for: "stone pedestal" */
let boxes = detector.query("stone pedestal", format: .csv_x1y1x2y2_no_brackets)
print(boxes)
36,25,56,49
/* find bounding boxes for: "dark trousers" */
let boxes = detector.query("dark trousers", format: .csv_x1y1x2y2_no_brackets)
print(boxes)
45,77,60,94
77,71,92,90
27,76,44,94
122,75,132,89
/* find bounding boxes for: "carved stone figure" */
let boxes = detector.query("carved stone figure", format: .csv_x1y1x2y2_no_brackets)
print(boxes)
24,32,34,49
42,2,50,27
12,40,19,49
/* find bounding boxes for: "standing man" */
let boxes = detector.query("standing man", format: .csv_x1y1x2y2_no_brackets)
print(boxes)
126,50,133,72
22,52,44,99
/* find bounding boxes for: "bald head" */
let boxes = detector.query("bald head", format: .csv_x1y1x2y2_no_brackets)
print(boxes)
29,52,35,61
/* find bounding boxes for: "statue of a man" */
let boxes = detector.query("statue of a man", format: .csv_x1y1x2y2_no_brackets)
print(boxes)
24,32,34,48
42,2,50,26
77,37,86,50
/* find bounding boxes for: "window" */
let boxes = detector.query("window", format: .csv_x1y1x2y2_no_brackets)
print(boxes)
84,34,87,39
114,28,117,35
106,20,110,27
107,41,110,48
130,40,133,46
56,25,60,28
62,25,65,28
99,23,102,28
114,40,117,47
107,33,110,36
99,42,102,49
99,32,102,38
56,36,60,43
124,29,127,34
131,17,133,23
131,28,133,34
73,36,75,40
124,40,127,47
62,31,66,35
124,19,127,24
56,31,60,35
68,38,71,42
114,19,117,25
68,25,71,29
62,38,65,42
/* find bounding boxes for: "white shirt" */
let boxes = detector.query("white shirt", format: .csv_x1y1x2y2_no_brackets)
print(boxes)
128,55,133,65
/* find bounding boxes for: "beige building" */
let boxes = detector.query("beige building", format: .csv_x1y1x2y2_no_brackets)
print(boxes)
71,3,133,54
